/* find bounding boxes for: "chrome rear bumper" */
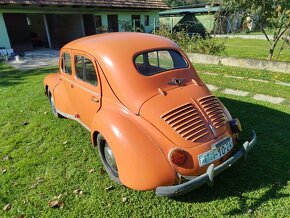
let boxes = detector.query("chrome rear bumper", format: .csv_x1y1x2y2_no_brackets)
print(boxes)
155,131,257,197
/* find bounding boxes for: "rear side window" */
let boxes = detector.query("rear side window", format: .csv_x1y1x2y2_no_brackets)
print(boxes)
135,50,188,76
74,55,98,86
61,52,72,75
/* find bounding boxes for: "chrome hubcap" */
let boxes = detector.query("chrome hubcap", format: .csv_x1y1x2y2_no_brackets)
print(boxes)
50,95,56,112
104,143,117,173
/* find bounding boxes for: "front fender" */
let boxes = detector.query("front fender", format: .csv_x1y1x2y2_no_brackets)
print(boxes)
44,73,75,116
91,103,177,191
44,73,60,95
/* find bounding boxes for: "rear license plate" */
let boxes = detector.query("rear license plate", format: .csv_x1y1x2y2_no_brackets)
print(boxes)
198,137,233,167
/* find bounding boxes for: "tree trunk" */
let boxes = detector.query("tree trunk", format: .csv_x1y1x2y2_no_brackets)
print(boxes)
268,46,274,60
268,24,290,61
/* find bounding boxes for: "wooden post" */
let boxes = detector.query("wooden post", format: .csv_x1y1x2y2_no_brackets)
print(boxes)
170,17,173,34
133,19,136,32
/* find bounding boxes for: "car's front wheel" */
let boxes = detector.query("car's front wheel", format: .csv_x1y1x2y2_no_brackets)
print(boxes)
97,134,122,185
48,91,62,118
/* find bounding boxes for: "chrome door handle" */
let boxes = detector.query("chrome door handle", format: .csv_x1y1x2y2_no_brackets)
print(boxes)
91,97,100,103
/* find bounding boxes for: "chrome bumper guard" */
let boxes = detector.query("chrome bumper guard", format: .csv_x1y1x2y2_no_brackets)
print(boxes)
155,131,257,197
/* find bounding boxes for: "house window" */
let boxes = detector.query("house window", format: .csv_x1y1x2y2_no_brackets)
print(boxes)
144,15,149,26
107,15,119,32
95,15,102,28
132,15,141,30
61,53,72,75
74,55,98,86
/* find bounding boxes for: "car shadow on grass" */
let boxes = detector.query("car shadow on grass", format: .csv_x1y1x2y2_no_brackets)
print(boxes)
173,97,290,215
0,63,58,87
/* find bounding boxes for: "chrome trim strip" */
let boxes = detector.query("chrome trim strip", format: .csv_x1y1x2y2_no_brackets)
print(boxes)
56,109,91,132
60,74,100,96
60,74,73,83
73,80,100,96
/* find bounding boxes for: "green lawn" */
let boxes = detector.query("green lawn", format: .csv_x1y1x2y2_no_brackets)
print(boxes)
195,63,290,83
0,63,289,217
195,63,290,100
220,38,290,62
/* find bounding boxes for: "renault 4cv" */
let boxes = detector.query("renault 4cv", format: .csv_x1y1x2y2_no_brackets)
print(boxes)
44,33,256,197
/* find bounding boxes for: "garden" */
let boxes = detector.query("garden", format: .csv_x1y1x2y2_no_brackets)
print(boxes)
0,62,289,217
1,0,290,216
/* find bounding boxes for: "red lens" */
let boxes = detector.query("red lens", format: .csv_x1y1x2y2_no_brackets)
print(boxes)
170,149,186,165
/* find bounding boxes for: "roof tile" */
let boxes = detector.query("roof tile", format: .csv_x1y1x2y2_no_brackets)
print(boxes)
0,0,169,9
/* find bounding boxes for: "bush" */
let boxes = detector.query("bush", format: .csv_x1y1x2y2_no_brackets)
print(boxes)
155,25,227,55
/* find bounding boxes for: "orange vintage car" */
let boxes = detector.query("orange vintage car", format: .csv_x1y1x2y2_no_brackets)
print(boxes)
44,32,256,197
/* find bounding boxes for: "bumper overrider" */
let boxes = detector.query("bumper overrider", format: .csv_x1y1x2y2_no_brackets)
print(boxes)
155,131,257,197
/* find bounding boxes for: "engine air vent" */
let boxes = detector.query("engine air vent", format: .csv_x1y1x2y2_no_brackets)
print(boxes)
198,95,226,129
161,103,209,142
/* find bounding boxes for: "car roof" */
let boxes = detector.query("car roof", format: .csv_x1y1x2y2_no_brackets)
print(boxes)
63,33,190,113
64,32,178,57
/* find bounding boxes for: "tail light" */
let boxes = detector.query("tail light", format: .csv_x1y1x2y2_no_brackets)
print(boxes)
169,148,186,165
229,118,242,133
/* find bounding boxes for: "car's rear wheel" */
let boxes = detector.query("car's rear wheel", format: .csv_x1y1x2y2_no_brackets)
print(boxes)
97,134,122,185
48,91,62,118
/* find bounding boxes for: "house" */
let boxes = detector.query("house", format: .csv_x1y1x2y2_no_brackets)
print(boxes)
159,3,243,36
0,0,169,52
159,3,220,37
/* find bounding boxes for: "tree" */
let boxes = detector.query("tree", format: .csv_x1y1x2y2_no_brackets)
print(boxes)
222,0,290,60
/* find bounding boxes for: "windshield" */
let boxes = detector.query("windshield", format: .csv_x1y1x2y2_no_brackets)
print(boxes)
135,49,188,76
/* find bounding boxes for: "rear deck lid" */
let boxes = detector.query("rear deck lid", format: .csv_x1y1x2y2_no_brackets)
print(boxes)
139,84,228,148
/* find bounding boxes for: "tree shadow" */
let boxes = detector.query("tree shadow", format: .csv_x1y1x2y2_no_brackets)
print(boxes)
173,97,290,215
0,64,58,87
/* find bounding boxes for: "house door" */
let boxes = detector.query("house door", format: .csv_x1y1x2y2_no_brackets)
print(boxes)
3,13,32,52
108,15,119,32
82,14,96,36
132,15,141,31
27,14,49,48
46,14,84,49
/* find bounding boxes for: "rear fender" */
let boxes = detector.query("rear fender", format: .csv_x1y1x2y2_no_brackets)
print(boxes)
91,104,176,190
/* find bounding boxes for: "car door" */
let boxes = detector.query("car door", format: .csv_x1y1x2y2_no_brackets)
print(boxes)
71,51,101,130
57,49,76,116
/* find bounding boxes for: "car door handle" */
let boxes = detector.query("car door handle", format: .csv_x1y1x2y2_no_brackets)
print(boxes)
91,96,100,103
70,84,74,88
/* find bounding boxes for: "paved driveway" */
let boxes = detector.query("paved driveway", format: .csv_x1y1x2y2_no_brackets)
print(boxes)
7,49,59,70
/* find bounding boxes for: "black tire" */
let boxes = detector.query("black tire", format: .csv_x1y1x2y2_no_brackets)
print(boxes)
48,91,62,118
97,134,122,185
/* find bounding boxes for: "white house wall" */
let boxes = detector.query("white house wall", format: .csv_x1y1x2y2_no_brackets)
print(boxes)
0,7,161,51
95,10,159,33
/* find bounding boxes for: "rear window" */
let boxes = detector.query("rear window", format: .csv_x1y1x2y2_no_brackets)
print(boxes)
135,50,188,76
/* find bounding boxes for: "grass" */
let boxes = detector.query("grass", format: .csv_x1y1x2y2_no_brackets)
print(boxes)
194,63,290,100
0,63,290,217
195,63,290,83
220,38,290,62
